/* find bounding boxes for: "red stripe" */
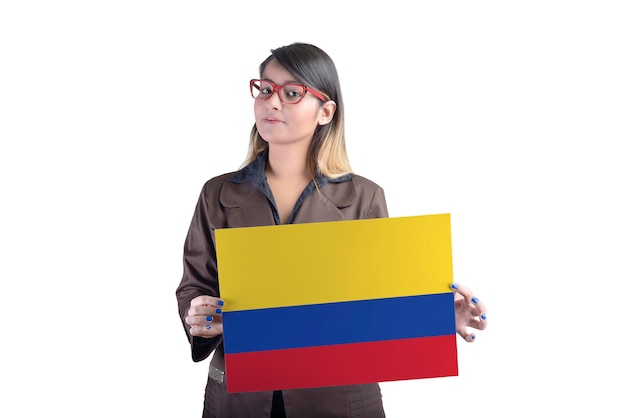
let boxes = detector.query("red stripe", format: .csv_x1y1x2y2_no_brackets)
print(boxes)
224,335,457,393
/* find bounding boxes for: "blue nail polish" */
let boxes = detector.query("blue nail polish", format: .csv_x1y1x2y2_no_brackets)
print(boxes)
471,334,475,340
206,325,211,329
481,314,487,320
471,296,479,304
450,283,458,289
216,308,222,314
217,300,225,306
206,315,213,322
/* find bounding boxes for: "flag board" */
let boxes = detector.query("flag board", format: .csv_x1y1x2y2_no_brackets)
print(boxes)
215,214,457,393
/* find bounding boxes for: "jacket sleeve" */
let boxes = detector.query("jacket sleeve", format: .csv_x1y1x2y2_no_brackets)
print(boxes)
175,181,223,362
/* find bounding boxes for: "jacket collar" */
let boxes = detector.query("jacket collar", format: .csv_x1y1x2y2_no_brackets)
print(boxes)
220,148,356,212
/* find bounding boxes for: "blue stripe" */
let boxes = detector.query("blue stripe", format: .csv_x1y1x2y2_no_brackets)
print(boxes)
223,293,455,354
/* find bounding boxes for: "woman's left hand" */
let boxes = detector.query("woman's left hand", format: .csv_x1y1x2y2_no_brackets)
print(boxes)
450,283,488,342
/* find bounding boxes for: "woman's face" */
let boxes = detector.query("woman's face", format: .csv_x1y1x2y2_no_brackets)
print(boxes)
254,59,330,148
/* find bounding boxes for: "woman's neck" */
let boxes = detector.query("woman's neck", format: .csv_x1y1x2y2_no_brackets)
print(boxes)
265,145,311,181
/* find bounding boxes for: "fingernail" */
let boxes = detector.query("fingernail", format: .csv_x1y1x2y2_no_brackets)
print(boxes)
471,334,476,340
216,308,222,314
450,283,458,289
206,315,213,322
217,300,225,306
206,325,211,329
481,314,487,320
471,296,479,304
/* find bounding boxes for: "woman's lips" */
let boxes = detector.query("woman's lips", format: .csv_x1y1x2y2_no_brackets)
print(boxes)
263,117,284,124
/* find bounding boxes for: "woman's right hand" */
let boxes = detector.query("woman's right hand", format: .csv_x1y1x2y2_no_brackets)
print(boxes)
185,295,224,338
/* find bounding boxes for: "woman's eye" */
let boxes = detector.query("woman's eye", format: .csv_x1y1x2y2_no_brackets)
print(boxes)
285,89,302,97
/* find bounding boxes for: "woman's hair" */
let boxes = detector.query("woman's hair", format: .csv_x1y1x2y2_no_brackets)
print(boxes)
244,42,352,178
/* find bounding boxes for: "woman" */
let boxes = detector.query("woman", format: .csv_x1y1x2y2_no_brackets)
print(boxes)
176,42,487,418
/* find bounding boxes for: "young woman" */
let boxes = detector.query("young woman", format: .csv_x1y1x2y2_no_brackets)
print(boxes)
175,42,488,418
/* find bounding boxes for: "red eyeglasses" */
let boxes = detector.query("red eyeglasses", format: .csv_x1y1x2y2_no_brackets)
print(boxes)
250,79,329,104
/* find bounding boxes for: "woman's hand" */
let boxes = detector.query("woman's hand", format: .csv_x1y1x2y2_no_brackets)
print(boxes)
450,283,488,342
185,295,224,338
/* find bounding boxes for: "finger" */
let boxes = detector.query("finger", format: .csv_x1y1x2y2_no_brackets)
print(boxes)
451,283,487,314
185,313,219,326
464,314,488,331
478,313,488,330
188,302,225,316
450,282,473,301
457,300,481,316
450,282,467,293
470,297,488,317
190,295,225,308
189,322,223,338
456,326,476,343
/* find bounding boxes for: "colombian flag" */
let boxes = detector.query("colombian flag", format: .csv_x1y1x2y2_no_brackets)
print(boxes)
216,214,457,393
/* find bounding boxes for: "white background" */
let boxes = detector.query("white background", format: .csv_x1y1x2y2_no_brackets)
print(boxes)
1,1,624,417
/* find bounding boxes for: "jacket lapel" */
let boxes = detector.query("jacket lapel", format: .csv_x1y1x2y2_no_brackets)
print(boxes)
293,180,357,223
219,181,275,228
219,178,357,226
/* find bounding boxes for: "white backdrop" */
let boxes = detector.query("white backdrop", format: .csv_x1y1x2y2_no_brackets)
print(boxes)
1,1,624,417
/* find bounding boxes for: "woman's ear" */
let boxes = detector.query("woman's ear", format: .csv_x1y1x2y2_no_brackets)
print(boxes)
317,101,337,126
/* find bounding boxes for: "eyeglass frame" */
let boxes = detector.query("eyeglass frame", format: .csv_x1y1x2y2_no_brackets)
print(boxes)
249,79,329,104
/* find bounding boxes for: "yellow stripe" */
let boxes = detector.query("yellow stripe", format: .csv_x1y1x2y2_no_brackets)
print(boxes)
216,214,453,311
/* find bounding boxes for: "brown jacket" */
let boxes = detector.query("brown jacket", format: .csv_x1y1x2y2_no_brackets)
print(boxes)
176,156,389,417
